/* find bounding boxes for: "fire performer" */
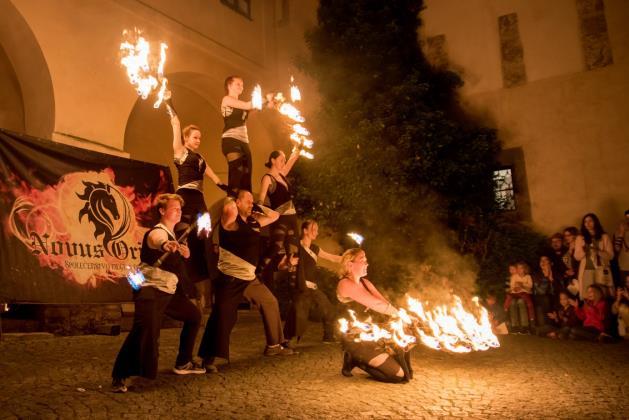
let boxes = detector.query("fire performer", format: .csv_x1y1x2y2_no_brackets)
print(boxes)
168,107,227,284
111,194,205,393
197,190,293,372
336,248,413,383
259,148,301,259
221,76,273,192
284,219,342,344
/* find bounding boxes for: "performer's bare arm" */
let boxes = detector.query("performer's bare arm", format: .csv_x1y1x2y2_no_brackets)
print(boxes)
170,115,185,160
253,204,279,228
222,96,254,111
221,198,239,231
281,148,300,176
147,228,189,258
318,248,342,263
258,175,272,205
204,165,222,185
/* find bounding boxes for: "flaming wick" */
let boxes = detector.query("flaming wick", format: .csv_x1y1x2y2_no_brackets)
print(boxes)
251,84,263,110
126,267,145,291
197,212,212,236
347,232,364,246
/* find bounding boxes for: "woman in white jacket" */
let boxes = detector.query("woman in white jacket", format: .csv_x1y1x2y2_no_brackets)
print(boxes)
574,213,614,298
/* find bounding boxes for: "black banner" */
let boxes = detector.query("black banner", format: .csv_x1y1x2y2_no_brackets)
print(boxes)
0,129,173,303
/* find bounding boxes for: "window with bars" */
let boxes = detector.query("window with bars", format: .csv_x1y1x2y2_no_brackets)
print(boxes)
221,0,252,20
494,167,516,211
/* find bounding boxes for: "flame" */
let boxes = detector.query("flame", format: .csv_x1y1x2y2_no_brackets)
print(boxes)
290,76,301,102
196,212,212,236
347,232,364,246
251,84,263,110
278,103,305,123
126,267,145,291
120,29,169,107
339,294,500,353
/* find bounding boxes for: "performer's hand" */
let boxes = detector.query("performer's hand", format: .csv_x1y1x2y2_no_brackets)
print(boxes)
289,255,299,266
178,243,190,259
162,240,179,253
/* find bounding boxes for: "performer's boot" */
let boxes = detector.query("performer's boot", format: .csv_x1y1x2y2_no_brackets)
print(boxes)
393,348,412,382
341,351,354,377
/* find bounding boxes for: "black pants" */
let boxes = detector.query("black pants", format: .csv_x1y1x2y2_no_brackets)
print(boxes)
342,339,411,383
222,137,252,192
569,325,601,341
112,288,201,380
284,288,335,341
176,188,211,283
198,273,250,361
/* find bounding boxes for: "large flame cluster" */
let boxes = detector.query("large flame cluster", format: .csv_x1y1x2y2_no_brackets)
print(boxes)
251,77,314,159
120,28,169,109
339,294,500,353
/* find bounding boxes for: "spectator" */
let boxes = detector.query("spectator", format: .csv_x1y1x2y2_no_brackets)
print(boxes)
484,293,508,335
538,291,581,339
504,262,535,333
574,213,614,298
614,210,629,284
611,273,629,338
569,285,611,342
549,233,566,273
533,256,557,327
562,226,580,298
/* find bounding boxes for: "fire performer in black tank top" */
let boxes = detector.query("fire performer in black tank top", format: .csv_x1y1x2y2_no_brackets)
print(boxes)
336,248,413,383
221,76,274,192
169,111,227,284
284,220,342,344
111,194,205,393
197,190,293,372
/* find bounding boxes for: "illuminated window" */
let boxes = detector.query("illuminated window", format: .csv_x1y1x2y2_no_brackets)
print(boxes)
494,168,516,211
221,0,252,20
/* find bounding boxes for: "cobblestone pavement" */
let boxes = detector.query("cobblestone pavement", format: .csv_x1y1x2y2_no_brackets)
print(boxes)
1,311,628,419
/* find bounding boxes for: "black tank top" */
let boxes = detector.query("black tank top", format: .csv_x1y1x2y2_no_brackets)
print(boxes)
219,215,261,267
174,149,206,187
222,106,248,132
140,226,195,297
264,174,292,209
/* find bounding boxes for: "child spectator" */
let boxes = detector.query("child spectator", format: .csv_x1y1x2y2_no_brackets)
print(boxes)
569,284,611,342
612,274,629,338
484,293,508,335
504,262,535,333
538,292,581,339
533,256,557,327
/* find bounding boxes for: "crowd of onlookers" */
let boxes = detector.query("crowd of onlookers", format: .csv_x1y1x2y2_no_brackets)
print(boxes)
484,210,629,342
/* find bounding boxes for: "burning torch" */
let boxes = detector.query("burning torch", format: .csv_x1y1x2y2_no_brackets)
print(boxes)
155,212,211,267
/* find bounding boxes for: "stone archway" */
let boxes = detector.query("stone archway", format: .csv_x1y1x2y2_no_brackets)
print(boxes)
0,0,55,139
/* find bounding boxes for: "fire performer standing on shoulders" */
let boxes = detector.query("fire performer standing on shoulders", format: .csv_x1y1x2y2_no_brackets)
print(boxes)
111,194,205,393
197,190,293,372
221,76,274,192
168,104,226,283
336,248,413,383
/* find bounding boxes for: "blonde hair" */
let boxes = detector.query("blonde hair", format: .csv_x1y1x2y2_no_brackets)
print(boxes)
338,248,365,278
182,125,201,144
156,193,184,211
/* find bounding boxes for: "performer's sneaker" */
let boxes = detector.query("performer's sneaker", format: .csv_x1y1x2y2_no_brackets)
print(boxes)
111,378,127,393
173,361,206,375
264,344,294,356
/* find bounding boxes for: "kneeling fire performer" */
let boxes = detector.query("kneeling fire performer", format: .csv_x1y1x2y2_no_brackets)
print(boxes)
336,248,413,383
197,190,293,372
112,194,205,393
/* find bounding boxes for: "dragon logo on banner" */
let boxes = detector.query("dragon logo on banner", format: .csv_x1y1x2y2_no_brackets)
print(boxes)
7,170,151,286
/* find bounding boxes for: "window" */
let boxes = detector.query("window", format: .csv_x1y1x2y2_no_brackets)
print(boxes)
493,167,516,211
221,0,252,20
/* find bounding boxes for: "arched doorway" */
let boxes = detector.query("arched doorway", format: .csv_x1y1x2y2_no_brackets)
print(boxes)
0,1,55,139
